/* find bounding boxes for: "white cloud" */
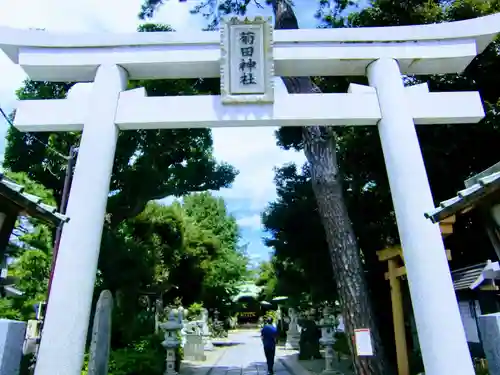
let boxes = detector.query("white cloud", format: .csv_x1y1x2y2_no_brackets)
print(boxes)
237,214,262,231
212,126,305,212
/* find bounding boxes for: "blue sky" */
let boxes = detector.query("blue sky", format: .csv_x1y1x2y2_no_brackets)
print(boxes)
0,0,341,264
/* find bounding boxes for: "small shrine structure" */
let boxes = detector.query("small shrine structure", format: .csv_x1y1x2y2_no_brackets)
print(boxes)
0,173,68,297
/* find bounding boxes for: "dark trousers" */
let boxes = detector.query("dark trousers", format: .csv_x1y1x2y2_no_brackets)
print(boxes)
264,345,276,373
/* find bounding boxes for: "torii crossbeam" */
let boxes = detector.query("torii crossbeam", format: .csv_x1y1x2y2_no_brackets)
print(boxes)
14,82,484,131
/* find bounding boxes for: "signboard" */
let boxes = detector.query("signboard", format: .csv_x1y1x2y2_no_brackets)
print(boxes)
354,328,374,356
220,16,274,104
240,312,256,317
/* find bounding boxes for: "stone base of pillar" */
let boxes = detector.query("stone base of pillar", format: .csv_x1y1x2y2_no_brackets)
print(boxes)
321,338,343,375
0,319,27,375
165,347,178,375
478,312,500,375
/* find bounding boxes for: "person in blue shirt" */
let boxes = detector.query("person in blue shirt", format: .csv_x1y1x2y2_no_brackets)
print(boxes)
261,317,278,374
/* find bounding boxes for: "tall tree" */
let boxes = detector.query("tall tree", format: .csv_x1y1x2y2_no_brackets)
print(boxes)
138,1,389,373
183,193,249,309
262,163,336,306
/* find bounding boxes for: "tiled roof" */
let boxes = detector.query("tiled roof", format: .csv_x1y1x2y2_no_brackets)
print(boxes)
232,283,262,302
0,173,68,226
451,263,488,291
425,171,500,223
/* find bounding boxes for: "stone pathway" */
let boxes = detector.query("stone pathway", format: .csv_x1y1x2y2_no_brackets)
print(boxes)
210,331,292,375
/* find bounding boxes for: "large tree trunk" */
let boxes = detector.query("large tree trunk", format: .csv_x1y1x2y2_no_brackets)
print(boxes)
271,2,392,374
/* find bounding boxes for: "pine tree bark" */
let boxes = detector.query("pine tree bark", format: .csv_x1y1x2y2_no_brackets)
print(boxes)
271,2,392,374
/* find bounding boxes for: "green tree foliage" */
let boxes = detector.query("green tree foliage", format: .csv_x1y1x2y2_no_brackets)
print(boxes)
260,164,335,306
182,192,248,304
99,193,248,346
330,0,500,269
0,180,247,357
254,259,277,301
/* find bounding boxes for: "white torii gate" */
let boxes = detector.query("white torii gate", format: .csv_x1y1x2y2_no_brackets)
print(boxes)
2,13,500,375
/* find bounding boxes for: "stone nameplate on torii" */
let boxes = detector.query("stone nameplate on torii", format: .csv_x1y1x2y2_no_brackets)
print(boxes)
220,17,274,104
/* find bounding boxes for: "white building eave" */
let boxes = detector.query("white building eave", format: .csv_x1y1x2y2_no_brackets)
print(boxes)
1,13,499,81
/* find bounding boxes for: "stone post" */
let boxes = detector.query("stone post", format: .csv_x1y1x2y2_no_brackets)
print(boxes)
160,309,182,375
478,312,500,375
0,319,27,375
87,290,113,375
318,307,341,375
200,308,214,351
285,308,300,350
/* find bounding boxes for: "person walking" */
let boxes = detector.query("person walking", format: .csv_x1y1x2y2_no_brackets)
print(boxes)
261,316,278,375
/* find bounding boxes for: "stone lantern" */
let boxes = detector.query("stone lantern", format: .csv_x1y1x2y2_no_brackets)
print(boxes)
160,309,183,375
285,308,300,350
318,307,342,375
200,308,214,351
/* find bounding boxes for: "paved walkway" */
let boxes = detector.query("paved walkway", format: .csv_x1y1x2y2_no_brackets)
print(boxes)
210,331,292,375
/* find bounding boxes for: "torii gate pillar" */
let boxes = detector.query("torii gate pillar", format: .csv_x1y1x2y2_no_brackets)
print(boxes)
34,64,128,375
367,58,474,375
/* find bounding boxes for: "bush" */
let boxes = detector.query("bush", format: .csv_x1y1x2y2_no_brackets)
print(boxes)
110,334,167,375
187,302,204,320
81,334,167,375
